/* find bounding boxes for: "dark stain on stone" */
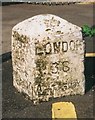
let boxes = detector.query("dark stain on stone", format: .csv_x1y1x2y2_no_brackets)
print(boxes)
45,28,51,31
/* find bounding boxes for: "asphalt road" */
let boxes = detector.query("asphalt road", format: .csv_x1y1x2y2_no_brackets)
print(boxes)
2,3,95,55
1,3,95,119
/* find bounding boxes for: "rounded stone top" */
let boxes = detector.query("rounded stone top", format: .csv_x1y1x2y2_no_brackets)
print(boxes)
12,14,82,40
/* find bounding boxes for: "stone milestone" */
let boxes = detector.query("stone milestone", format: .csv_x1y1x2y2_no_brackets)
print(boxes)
12,14,85,104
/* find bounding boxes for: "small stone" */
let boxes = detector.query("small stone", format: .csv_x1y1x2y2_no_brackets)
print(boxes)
92,89,94,92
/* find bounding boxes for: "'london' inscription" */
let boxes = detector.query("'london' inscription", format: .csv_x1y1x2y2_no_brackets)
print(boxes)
35,40,83,55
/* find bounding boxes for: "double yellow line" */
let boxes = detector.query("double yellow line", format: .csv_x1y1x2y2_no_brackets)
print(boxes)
85,53,95,57
77,2,95,4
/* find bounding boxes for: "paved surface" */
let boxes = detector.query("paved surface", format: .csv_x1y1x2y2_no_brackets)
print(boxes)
2,3,95,55
1,3,95,119
2,58,95,118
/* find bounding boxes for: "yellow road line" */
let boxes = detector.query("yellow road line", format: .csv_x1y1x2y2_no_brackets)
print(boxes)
85,53,95,57
77,2,95,4
52,102,77,119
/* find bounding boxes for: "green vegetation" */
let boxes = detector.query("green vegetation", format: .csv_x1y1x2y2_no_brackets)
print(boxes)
82,25,95,37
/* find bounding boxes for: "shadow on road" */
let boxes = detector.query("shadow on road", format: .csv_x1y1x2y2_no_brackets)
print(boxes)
1,2,24,6
0,52,11,64
85,57,95,92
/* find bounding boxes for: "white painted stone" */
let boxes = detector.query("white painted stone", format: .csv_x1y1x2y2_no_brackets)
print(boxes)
12,14,85,104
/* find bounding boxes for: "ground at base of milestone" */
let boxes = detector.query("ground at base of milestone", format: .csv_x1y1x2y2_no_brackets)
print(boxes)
2,3,95,119
2,59,95,118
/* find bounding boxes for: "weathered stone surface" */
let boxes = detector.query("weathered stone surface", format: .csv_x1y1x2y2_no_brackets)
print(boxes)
12,14,85,104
